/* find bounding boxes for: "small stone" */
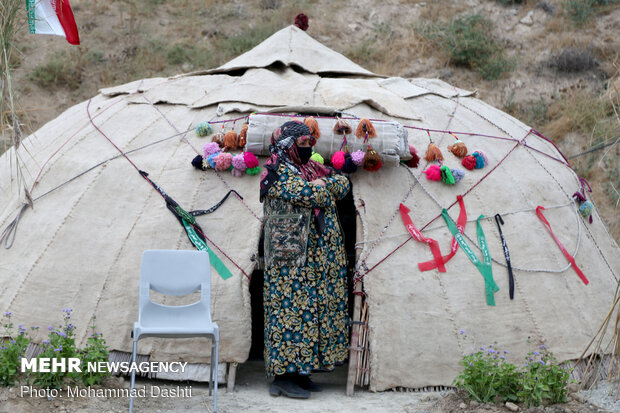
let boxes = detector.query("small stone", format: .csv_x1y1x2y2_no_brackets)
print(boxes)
505,401,519,412
571,393,586,403
459,402,467,409
568,383,579,393
470,400,479,407
520,10,535,26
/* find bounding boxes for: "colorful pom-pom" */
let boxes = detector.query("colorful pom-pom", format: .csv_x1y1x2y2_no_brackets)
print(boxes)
462,155,476,170
191,154,206,171
246,166,261,175
425,142,444,162
341,153,358,173
212,132,224,148
203,142,220,157
423,164,442,181
448,140,468,158
294,13,309,31
310,151,324,164
223,130,238,151
440,165,455,185
333,119,352,135
362,148,382,171
232,153,247,172
214,152,233,171
195,121,212,137
579,201,593,220
207,152,219,169
238,123,248,149
351,150,365,166
244,151,259,168
472,152,485,169
304,117,321,139
405,144,420,168
331,151,346,170
355,118,376,139
451,168,465,183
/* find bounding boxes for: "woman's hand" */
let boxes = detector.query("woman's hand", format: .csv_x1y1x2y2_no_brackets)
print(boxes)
310,178,326,187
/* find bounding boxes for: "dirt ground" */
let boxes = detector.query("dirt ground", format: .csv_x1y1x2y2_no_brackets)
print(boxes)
0,360,616,413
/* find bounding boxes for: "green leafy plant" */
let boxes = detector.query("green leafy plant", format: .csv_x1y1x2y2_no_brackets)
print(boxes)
453,338,571,407
565,0,619,26
0,312,32,386
453,345,520,403
78,316,110,386
518,345,571,406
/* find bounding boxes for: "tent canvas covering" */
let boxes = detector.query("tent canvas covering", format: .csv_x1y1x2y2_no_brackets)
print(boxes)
1,26,618,391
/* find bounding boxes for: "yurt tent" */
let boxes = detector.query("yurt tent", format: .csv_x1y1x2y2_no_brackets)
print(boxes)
1,25,619,392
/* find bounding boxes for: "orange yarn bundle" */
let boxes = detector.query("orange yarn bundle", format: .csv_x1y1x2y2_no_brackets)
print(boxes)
238,123,248,148
212,132,225,148
447,140,468,158
304,117,321,139
333,119,352,135
355,118,376,139
424,142,444,162
223,130,238,151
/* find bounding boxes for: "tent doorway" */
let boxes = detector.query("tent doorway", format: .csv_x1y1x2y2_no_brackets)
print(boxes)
248,179,358,363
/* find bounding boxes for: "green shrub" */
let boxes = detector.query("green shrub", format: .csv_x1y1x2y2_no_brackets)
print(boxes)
416,14,514,80
78,316,109,386
453,341,571,407
453,345,520,403
29,52,81,90
565,0,619,26
0,312,31,386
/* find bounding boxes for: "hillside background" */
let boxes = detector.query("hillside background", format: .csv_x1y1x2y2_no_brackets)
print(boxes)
1,0,618,240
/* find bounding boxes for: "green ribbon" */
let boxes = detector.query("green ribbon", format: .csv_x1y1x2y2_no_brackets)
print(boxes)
442,210,499,306
181,219,233,280
175,206,196,225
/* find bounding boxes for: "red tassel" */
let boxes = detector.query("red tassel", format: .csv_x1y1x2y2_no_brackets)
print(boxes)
304,117,321,139
462,155,476,170
405,145,420,168
423,165,442,181
355,118,376,139
331,151,345,170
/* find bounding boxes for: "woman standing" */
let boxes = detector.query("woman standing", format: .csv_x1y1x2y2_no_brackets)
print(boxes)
260,120,350,399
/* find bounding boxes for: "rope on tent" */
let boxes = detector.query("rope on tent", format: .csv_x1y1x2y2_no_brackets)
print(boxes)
85,99,251,280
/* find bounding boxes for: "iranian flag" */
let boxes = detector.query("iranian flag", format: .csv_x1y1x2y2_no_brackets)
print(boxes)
26,0,80,45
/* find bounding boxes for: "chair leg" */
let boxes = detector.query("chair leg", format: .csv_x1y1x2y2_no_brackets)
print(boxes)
209,340,214,397
213,337,219,413
129,338,138,413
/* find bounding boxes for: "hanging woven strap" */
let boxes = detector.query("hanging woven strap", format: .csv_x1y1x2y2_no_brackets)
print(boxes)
399,204,446,272
180,219,233,280
419,195,467,271
443,211,499,306
536,206,589,285
495,214,514,299
139,170,233,280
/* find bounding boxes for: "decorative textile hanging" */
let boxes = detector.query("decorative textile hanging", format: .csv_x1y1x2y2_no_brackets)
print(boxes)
443,211,499,306
418,195,467,272
494,214,514,300
139,170,233,280
399,204,446,272
536,206,589,285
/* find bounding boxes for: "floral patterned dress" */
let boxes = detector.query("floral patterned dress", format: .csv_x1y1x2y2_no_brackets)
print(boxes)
263,163,350,376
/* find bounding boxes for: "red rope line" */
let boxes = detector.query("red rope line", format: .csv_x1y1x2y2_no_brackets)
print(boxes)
86,99,251,280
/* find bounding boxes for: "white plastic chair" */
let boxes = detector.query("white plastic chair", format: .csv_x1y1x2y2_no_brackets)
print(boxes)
129,250,219,412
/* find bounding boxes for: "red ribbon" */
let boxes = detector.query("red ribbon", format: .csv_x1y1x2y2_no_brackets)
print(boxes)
536,206,589,285
418,195,467,272
399,204,446,272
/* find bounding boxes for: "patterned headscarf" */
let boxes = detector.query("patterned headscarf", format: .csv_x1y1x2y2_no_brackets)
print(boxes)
260,121,332,200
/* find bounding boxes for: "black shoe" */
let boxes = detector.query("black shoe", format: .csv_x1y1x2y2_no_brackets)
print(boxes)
269,378,311,399
296,375,323,392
